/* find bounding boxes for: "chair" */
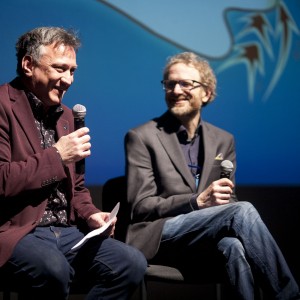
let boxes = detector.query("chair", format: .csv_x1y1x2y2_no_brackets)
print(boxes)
102,176,225,300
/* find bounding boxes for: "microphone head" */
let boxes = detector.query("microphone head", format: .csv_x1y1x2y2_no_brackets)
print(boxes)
221,160,234,172
72,104,86,119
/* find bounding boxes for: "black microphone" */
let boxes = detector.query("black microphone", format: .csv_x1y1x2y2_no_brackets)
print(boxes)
72,104,87,174
220,160,234,179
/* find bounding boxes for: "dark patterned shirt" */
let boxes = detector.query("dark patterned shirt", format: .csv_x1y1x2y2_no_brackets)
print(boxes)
27,92,69,226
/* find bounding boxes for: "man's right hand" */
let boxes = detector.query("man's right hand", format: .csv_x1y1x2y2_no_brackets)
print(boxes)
53,127,91,165
196,178,234,208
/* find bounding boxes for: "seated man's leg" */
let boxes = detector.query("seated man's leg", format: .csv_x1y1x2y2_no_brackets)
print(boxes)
222,202,299,299
217,237,254,300
71,237,147,300
159,202,299,299
4,227,73,300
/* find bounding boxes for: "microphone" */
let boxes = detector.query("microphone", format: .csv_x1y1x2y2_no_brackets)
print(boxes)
72,104,87,174
220,160,234,179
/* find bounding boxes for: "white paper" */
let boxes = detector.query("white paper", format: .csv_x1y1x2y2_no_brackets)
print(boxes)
71,202,120,250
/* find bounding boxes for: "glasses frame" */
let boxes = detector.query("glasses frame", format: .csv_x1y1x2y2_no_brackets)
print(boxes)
161,79,205,91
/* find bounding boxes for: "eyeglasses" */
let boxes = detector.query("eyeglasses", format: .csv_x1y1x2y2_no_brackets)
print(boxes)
161,79,205,91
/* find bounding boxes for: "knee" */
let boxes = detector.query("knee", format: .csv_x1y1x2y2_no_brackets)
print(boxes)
218,237,245,258
122,245,147,285
232,201,260,220
38,255,72,290
235,201,255,212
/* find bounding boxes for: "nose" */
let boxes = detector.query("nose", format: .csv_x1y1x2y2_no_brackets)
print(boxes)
61,71,73,86
173,82,183,93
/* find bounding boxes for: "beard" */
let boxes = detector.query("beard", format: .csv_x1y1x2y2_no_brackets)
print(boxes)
169,102,200,119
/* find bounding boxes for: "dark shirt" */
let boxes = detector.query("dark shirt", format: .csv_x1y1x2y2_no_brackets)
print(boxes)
27,92,69,226
177,123,203,188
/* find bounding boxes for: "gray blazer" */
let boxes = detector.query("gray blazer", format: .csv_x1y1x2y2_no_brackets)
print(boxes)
125,111,237,260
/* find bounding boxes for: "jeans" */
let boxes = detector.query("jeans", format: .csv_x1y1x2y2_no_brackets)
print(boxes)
4,226,147,300
161,201,299,300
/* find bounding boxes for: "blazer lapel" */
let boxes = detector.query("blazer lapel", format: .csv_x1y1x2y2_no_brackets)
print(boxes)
156,116,196,190
198,122,217,191
9,84,42,153
56,116,70,139
10,80,71,152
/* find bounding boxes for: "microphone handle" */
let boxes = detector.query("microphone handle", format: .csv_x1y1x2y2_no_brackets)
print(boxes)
74,118,85,130
220,170,231,179
74,117,85,174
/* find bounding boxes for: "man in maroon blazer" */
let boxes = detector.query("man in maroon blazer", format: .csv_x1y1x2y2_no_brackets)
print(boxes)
125,52,299,299
0,26,146,300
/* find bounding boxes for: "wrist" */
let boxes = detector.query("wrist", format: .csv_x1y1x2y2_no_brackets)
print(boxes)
53,146,63,164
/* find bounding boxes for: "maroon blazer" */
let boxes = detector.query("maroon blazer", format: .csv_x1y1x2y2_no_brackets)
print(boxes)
0,78,100,267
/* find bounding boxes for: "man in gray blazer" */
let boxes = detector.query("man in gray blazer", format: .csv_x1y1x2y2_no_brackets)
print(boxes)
125,52,299,299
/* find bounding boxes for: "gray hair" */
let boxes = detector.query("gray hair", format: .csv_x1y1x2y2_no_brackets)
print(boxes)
15,26,81,76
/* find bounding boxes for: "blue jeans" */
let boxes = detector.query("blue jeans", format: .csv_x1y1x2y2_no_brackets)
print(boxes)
4,226,147,300
161,201,299,300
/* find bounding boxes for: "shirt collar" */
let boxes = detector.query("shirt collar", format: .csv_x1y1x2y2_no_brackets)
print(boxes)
27,92,64,124
177,120,202,143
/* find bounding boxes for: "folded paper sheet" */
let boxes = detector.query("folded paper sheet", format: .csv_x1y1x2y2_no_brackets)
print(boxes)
71,202,120,250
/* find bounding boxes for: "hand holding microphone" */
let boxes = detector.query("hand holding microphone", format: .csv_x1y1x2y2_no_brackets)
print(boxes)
53,104,91,173
197,160,234,208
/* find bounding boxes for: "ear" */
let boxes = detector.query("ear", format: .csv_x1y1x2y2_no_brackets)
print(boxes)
22,55,34,77
201,89,212,104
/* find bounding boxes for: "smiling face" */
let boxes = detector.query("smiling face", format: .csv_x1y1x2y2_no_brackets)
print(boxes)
22,43,78,108
164,63,211,120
